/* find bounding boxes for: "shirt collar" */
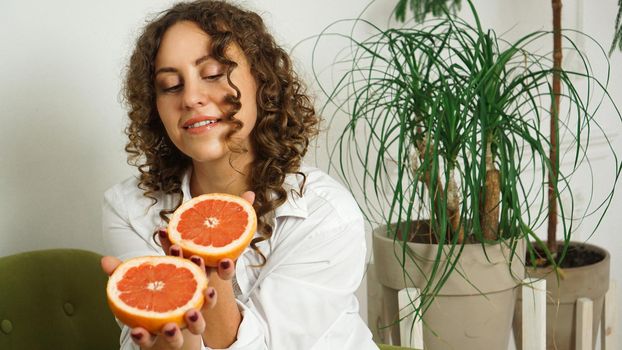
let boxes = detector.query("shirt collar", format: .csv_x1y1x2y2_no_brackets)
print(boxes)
275,172,308,219
180,168,308,219
180,167,193,202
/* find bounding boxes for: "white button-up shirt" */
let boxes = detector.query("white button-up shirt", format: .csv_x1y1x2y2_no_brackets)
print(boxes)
102,165,377,349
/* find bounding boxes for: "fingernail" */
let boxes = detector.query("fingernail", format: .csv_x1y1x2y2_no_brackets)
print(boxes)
189,311,199,322
131,332,143,341
171,247,180,256
208,289,216,299
158,229,167,238
191,256,201,266
164,328,176,337
219,260,231,270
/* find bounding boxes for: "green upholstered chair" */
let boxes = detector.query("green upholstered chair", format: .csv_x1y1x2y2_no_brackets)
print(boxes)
0,249,120,349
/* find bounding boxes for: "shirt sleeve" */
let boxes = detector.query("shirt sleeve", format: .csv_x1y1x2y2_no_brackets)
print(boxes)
102,185,162,260
211,211,375,350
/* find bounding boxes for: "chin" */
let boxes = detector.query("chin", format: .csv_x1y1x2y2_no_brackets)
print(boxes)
176,138,226,161
179,135,251,164
189,150,229,164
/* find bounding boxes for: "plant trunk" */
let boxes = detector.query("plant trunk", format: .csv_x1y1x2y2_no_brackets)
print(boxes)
447,169,464,243
481,138,500,241
414,136,462,243
547,0,562,255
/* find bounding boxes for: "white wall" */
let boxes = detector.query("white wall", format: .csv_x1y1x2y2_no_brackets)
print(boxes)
0,0,384,256
1,0,620,348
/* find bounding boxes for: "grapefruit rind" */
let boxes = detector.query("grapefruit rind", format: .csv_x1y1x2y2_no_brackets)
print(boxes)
106,256,208,333
167,193,257,267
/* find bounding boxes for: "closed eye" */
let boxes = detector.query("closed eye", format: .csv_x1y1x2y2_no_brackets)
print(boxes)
162,84,183,93
203,74,224,81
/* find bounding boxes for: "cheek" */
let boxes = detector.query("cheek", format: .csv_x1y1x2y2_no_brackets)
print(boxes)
154,102,178,142
156,99,174,125
240,99,257,135
240,82,258,125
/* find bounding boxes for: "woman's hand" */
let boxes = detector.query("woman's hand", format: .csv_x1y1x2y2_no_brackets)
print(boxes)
100,191,254,349
101,255,212,349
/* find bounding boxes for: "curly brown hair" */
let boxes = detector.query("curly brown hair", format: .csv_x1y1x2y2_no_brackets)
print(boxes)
123,0,319,264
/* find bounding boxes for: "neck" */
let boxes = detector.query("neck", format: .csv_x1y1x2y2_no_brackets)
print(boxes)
190,151,254,197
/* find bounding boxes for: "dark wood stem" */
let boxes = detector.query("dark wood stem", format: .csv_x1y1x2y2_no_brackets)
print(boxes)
547,0,562,255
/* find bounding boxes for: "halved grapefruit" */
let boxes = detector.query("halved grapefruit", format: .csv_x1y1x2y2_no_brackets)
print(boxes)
106,256,208,333
167,193,257,267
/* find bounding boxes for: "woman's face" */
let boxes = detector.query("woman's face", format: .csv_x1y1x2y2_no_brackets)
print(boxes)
154,21,257,164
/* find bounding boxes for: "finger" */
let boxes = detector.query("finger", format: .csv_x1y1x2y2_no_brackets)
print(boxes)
169,244,183,258
217,259,236,280
184,309,206,334
189,255,206,271
130,328,156,348
204,287,217,309
157,228,172,253
161,323,184,348
241,191,255,205
101,256,122,276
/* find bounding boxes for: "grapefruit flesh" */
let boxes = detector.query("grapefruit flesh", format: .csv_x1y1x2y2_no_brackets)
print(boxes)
106,256,208,333
167,193,257,267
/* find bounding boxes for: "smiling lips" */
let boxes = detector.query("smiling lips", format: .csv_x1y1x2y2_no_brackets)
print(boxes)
183,116,221,134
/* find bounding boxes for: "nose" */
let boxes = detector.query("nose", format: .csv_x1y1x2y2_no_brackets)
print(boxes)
182,79,209,109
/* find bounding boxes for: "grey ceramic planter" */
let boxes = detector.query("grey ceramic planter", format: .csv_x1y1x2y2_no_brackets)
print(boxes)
513,241,610,350
369,222,525,350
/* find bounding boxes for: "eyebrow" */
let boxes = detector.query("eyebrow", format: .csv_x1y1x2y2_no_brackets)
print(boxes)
154,55,213,76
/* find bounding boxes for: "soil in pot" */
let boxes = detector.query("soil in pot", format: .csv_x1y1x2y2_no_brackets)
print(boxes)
528,242,606,268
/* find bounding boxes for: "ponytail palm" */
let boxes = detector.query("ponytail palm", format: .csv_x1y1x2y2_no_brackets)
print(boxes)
394,0,622,260
312,1,620,311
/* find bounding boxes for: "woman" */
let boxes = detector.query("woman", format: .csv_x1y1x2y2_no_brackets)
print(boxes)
101,1,376,349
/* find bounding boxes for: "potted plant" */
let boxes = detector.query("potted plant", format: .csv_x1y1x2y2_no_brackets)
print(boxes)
513,2,620,350
394,3,622,349
309,0,621,349
390,1,622,348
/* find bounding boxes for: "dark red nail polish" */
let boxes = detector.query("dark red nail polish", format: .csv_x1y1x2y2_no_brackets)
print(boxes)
158,229,167,238
208,289,216,299
131,332,143,341
171,247,180,256
189,311,199,322
191,256,201,266
165,328,176,337
220,260,230,269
